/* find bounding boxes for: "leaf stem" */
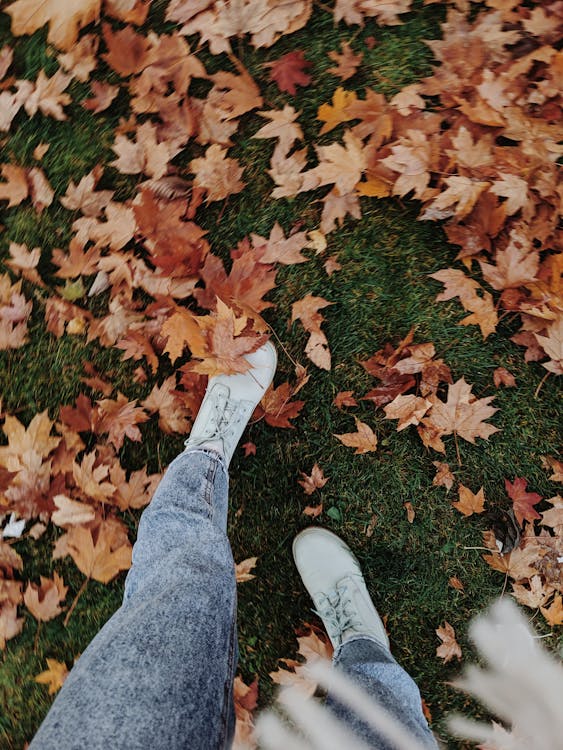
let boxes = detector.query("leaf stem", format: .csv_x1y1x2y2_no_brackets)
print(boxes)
64,577,89,627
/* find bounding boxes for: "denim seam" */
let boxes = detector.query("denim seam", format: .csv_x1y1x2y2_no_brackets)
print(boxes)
218,596,238,749
203,456,218,522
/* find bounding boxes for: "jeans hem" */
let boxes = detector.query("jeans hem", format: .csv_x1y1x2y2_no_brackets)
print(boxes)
333,634,391,664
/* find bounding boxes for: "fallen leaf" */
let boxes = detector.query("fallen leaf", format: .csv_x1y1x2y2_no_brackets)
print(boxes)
5,0,101,51
82,81,119,114
264,50,311,94
452,484,486,517
327,41,363,81
23,572,67,622
190,144,245,203
0,164,28,207
35,659,69,694
53,518,132,583
298,463,328,495
436,621,462,663
255,381,304,429
383,394,432,431
540,593,563,626
291,294,333,370
333,391,357,409
404,501,415,523
242,441,256,457
432,461,454,491
335,417,378,454
448,576,464,592
493,367,516,388
505,477,542,525
317,87,356,135
235,557,258,583
51,494,96,527
0,602,23,648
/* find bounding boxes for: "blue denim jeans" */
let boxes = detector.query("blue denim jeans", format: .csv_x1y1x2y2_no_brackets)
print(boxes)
30,450,437,749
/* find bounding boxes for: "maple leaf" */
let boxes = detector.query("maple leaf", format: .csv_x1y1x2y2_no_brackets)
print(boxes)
493,367,516,388
51,494,96,528
235,557,258,583
83,81,120,113
189,144,245,203
535,316,563,375
436,621,462,663
0,411,60,473
420,378,499,452
53,518,132,584
24,70,72,120
511,575,550,610
270,625,333,696
301,130,367,196
254,382,304,429
327,41,363,81
60,168,114,217
253,106,304,155
291,294,333,370
432,461,454,491
5,0,101,51
298,463,328,495
264,50,311,94
111,122,182,180
163,300,265,376
490,173,529,216
333,390,357,409
505,477,542,525
335,417,378,454
72,451,116,504
0,164,28,207
5,243,43,286
317,87,356,134
95,394,148,450
452,484,486,517
479,234,539,290
102,23,153,76
0,602,24,648
195,241,277,317
381,129,433,200
250,221,309,265
23,572,68,622
57,33,98,82
141,375,191,434
233,675,258,749
383,394,432,431
35,659,69,695
540,593,563,627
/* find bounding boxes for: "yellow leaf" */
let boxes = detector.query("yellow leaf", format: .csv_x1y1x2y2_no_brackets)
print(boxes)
317,87,356,135
35,659,69,694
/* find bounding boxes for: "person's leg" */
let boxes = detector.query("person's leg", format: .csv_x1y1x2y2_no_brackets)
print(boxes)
30,448,238,750
328,636,438,749
31,341,277,750
293,528,438,749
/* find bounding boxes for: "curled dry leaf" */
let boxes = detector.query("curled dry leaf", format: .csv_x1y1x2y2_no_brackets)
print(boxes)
291,294,333,371
436,621,462,663
298,463,328,495
235,557,258,583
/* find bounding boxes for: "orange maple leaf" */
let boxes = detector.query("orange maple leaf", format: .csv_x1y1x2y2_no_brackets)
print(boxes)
334,417,378,454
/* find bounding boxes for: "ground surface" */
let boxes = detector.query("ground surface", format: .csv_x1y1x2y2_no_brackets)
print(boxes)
0,2,561,748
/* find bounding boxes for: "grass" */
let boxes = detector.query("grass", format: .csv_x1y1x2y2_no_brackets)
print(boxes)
0,3,561,749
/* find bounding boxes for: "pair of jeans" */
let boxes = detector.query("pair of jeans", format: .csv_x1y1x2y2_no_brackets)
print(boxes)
30,449,437,749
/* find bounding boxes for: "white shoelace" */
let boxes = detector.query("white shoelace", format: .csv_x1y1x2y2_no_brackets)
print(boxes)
314,579,363,646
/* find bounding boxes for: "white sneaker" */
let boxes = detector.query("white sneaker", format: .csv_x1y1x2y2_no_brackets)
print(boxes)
292,527,390,650
184,340,277,465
